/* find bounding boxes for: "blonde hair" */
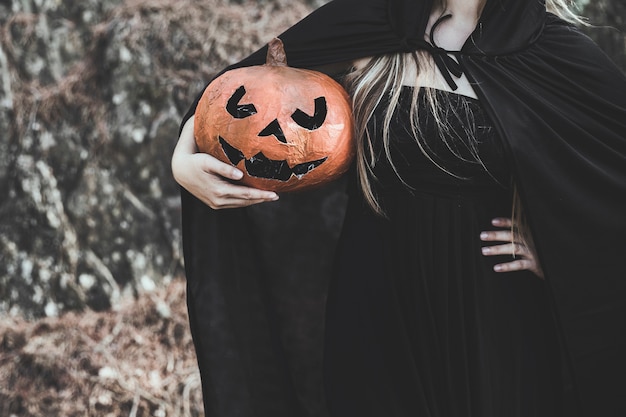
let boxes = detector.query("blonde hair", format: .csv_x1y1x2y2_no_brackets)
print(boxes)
547,0,587,26
347,0,584,221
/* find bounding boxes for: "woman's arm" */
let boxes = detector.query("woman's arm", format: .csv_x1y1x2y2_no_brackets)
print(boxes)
171,116,279,209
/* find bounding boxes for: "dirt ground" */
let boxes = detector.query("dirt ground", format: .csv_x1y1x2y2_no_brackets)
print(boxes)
0,279,205,417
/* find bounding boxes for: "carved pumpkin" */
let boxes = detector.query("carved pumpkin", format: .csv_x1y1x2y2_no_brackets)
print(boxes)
194,38,355,192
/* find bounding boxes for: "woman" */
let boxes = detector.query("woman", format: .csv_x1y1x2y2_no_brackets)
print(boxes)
172,0,626,416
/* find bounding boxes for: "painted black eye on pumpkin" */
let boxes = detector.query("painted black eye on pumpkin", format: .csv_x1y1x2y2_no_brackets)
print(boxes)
291,97,327,130
227,86,257,118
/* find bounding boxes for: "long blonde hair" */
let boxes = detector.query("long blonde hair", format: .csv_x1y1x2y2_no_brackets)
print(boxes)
346,0,583,228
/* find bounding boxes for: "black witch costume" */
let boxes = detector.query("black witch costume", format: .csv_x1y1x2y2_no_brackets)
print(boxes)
178,0,626,416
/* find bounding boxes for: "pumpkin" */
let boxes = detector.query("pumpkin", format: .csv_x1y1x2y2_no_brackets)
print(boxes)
194,38,355,192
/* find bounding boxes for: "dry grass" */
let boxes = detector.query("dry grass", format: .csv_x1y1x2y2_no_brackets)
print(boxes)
0,279,204,417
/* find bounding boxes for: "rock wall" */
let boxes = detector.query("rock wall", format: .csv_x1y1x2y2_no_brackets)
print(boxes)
0,0,320,318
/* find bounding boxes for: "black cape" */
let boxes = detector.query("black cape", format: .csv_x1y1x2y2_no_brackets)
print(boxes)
179,1,626,415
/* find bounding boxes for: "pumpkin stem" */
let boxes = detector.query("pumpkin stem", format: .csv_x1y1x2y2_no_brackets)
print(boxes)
266,38,288,67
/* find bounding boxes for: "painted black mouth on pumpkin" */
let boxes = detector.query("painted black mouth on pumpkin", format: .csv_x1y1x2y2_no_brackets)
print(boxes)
219,136,327,181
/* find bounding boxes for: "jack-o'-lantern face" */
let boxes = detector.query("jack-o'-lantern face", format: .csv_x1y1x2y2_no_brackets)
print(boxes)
194,38,354,192
219,85,330,181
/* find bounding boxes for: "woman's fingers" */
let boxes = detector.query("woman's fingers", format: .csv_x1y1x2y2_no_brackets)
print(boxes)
493,257,544,278
480,242,529,257
212,181,278,203
214,198,278,209
493,259,535,273
480,229,513,242
197,153,244,181
480,217,544,279
196,188,278,209
196,174,278,209
490,217,512,228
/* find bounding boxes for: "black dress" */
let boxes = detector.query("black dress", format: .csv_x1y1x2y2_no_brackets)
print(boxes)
323,87,563,417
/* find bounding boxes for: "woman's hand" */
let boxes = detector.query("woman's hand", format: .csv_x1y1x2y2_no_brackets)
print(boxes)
171,116,279,209
480,217,544,279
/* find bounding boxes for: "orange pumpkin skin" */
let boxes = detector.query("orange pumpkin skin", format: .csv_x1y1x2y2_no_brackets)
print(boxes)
194,39,354,193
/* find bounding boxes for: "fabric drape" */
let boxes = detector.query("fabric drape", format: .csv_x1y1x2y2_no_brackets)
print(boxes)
179,1,626,415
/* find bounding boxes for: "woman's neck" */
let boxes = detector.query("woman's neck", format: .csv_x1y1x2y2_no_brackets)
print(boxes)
435,0,486,20
406,0,487,98
425,0,486,49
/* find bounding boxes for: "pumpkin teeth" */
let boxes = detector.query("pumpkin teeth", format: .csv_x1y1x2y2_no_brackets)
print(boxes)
218,136,245,165
219,136,326,181
246,152,293,181
291,157,327,178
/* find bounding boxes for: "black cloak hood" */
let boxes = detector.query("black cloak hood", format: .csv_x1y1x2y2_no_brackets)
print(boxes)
179,1,626,415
